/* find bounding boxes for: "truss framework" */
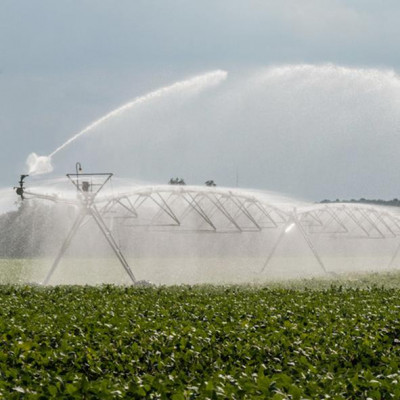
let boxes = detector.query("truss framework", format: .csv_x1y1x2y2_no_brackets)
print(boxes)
41,173,137,285
100,187,290,233
98,189,400,275
19,180,400,280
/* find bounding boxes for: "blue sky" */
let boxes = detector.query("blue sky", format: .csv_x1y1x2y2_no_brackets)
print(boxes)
2,1,400,200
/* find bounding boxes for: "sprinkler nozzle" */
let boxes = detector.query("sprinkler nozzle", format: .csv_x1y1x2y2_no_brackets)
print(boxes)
14,174,29,200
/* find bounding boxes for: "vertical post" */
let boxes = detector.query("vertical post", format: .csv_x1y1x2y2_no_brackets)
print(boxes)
43,208,87,285
90,206,136,284
293,209,328,274
260,223,291,273
261,209,329,276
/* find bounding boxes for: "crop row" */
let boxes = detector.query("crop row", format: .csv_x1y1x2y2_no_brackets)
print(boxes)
0,285,399,399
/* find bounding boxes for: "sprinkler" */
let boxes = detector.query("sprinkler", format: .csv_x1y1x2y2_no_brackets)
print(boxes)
14,174,29,200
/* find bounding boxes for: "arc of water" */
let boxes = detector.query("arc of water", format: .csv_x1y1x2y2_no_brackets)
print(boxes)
49,70,228,158
26,70,227,176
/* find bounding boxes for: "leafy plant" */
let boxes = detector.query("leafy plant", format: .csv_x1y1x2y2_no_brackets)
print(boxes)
0,285,398,398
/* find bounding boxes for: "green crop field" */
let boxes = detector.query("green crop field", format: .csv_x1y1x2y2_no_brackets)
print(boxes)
1,280,400,399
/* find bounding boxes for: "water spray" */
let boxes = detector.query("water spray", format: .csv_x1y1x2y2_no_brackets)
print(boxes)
15,163,137,285
11,164,400,283
25,70,228,177
11,64,400,283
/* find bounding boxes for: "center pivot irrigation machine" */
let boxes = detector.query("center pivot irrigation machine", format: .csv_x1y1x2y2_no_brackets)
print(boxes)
15,164,138,285
14,164,400,284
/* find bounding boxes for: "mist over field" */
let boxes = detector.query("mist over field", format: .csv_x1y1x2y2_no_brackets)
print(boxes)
2,2,400,398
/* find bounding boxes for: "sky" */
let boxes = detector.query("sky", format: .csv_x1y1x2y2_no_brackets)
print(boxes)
1,0,400,201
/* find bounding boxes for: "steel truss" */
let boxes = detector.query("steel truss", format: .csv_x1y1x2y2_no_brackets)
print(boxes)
100,187,289,233
19,179,400,279
41,173,136,285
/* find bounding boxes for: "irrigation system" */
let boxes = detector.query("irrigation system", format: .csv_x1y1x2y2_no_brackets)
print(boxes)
14,164,400,284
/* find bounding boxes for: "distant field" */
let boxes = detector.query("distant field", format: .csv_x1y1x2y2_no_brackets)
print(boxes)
0,284,400,398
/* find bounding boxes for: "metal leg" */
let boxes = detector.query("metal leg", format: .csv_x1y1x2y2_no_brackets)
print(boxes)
90,206,136,284
260,225,288,273
261,210,328,276
294,214,328,274
43,208,87,285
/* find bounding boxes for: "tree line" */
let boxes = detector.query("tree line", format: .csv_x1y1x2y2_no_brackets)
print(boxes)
320,198,400,207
